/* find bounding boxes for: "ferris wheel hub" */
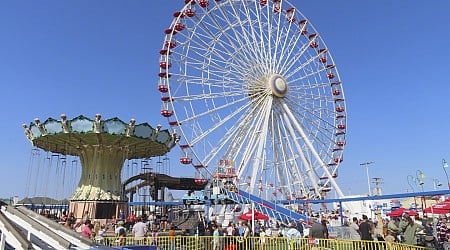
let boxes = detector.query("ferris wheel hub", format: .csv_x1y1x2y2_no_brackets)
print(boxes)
269,74,288,98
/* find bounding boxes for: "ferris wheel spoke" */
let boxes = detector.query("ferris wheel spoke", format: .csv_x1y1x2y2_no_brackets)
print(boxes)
184,35,250,74
281,102,345,197
235,97,275,172
277,108,321,196
265,109,309,199
276,117,309,195
245,98,274,192
175,25,252,78
287,37,327,74
284,46,332,81
285,96,336,132
191,8,263,70
202,110,258,167
283,97,337,146
203,96,269,160
251,4,273,72
282,116,336,170
183,97,252,146
272,123,298,197
288,81,330,93
283,47,324,79
209,3,257,56
273,19,301,72
285,63,329,83
170,70,244,92
225,99,272,162
277,30,308,74
173,90,246,103
171,44,247,81
225,2,271,66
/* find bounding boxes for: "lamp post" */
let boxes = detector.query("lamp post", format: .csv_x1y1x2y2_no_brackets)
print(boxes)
407,175,418,209
416,170,426,212
443,159,450,189
416,170,426,192
407,175,416,193
360,161,374,196
433,178,442,191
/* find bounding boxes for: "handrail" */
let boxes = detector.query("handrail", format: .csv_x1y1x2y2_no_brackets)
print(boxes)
222,188,309,223
16,206,93,248
0,206,32,249
1,205,72,249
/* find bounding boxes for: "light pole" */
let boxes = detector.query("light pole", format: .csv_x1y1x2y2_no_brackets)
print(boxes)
407,175,416,193
443,159,449,189
360,161,374,196
416,170,425,192
433,178,442,191
406,175,418,210
416,170,426,212
372,177,383,196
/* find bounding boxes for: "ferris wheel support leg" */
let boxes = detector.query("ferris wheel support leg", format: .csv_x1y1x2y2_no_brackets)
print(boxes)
281,103,346,199
248,98,273,192
281,109,321,195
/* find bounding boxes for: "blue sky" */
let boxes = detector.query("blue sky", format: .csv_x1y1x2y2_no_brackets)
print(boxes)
1,0,450,200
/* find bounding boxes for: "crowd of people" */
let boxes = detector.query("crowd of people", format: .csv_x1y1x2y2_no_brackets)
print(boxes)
200,216,330,249
341,213,450,249
202,212,450,249
59,210,176,246
52,207,450,249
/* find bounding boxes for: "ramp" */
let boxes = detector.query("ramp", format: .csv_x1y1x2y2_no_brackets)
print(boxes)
1,205,95,249
16,206,93,249
1,205,72,249
222,188,308,223
0,208,32,250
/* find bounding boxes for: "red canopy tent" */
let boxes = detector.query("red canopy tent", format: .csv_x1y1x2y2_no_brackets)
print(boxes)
386,207,418,217
424,201,450,214
423,207,450,214
237,210,269,221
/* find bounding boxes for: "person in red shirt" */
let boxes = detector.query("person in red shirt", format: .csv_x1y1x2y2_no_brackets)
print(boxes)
60,211,68,224
126,210,136,231
81,220,93,239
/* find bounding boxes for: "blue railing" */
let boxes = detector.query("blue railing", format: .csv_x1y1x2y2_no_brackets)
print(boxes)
223,188,308,223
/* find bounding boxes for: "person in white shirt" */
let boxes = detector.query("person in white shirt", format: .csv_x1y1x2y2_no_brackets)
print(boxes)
115,221,126,235
284,222,301,239
349,217,361,240
132,217,148,242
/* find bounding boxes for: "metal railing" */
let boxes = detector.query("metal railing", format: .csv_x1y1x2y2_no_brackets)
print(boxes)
93,235,431,250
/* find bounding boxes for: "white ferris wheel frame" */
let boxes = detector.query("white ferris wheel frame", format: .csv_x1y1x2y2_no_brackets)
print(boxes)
157,0,347,201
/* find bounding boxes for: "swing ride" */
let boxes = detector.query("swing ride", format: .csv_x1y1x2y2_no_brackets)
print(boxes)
22,114,177,221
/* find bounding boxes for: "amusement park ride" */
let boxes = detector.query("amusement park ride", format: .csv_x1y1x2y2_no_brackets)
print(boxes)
21,114,187,221
20,0,350,223
155,0,348,214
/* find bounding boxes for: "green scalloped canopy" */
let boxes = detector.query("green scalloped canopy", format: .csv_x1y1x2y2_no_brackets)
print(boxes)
27,115,175,159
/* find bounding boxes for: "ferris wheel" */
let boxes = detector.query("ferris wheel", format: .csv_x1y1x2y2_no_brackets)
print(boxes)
157,0,347,201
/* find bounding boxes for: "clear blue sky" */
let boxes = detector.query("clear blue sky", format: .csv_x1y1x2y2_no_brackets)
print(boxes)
1,1,450,199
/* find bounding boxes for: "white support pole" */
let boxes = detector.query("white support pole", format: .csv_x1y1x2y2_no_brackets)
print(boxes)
360,162,374,196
